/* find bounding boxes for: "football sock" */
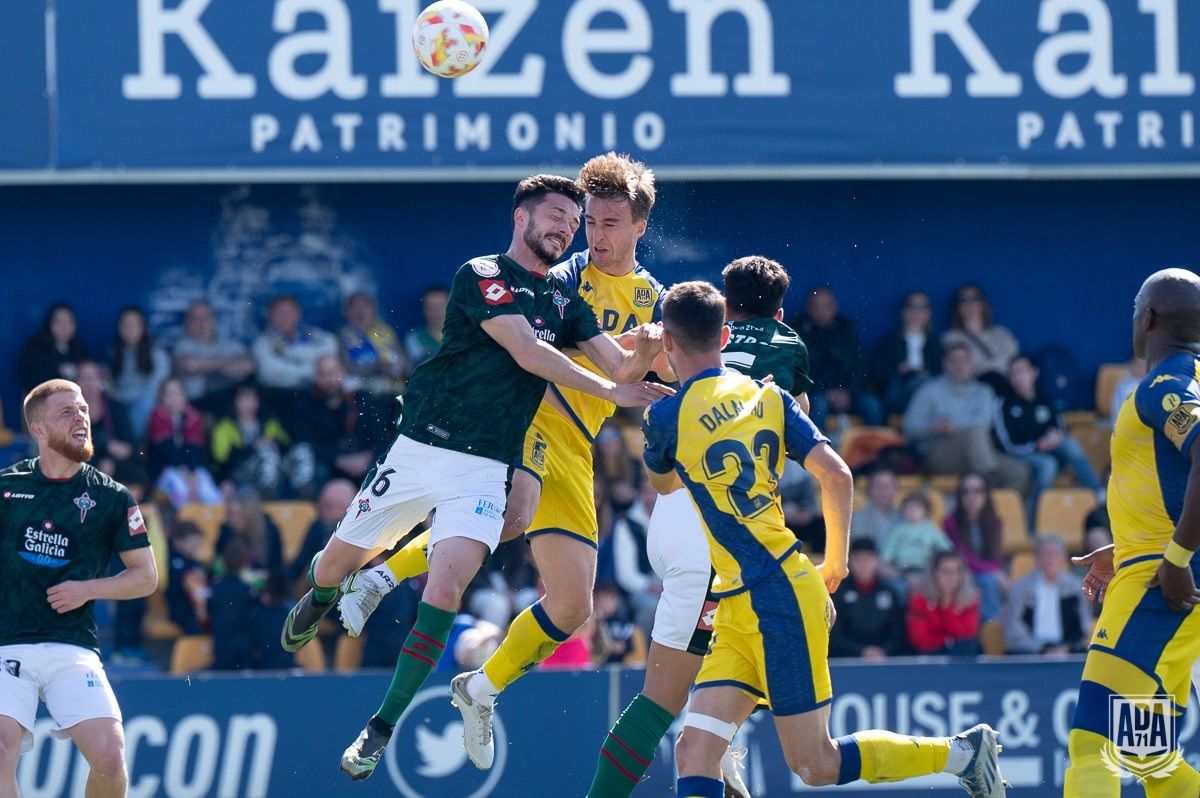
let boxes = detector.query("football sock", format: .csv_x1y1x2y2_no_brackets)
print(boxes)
307,554,339,604
587,693,676,797
676,776,724,797
384,531,431,582
376,601,455,725
481,599,569,692
834,731,950,784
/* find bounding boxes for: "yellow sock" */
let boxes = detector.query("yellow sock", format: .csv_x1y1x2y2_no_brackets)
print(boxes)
1063,729,1121,798
836,731,949,784
480,600,568,691
384,531,431,581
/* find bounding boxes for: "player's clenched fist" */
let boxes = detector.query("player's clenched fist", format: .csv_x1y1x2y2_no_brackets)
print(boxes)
47,581,94,613
611,380,674,408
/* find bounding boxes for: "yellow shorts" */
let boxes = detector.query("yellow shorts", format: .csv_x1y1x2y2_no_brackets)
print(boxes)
1072,557,1200,738
518,402,598,547
694,552,833,716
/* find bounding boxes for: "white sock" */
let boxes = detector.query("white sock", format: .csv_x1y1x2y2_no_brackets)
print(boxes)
943,737,975,774
466,671,499,707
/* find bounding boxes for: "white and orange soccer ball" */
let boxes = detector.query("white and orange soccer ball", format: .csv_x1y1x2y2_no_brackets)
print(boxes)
412,1,489,79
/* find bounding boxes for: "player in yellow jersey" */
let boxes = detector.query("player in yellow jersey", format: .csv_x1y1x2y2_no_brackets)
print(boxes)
337,153,670,768
644,281,1006,798
1064,268,1200,796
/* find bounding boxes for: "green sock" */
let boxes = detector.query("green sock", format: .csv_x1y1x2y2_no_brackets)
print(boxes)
307,554,339,604
376,602,456,725
587,693,676,797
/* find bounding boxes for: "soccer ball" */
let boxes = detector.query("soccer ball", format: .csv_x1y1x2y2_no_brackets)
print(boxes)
412,1,489,79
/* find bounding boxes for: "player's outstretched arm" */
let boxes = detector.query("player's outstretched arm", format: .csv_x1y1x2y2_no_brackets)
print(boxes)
46,547,158,614
578,324,663,384
804,443,853,593
1148,441,1200,610
481,315,672,407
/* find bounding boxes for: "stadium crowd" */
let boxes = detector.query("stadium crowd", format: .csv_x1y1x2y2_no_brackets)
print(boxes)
0,281,1134,674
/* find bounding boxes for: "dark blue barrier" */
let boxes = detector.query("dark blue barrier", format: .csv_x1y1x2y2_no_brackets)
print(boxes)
3,1,1199,174
18,658,1197,797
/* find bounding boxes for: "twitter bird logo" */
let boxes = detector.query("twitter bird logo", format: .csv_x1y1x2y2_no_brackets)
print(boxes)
416,722,468,778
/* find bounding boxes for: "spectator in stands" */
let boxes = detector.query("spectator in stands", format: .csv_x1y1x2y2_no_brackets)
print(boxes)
339,291,408,398
830,539,908,660
792,286,884,428
110,306,171,438
165,521,210,635
216,492,284,578
780,459,824,552
904,343,1029,491
17,302,90,395
252,294,338,393
993,355,1103,505
612,480,661,635
872,290,944,415
907,550,981,655
590,582,647,667
1110,355,1147,424
76,360,145,489
596,423,640,490
942,283,1019,389
173,300,256,413
210,382,315,499
882,491,953,580
208,537,256,671
288,354,388,485
147,377,222,507
851,468,901,546
943,472,1006,622
1003,535,1091,656
252,575,296,670
404,284,449,371
289,478,357,587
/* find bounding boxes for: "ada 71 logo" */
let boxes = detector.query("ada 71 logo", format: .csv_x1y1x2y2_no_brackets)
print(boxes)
478,280,512,306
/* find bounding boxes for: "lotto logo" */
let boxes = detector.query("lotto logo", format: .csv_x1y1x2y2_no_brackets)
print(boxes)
478,279,512,306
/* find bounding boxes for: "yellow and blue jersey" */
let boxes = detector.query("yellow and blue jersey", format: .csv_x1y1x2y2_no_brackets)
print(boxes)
642,367,827,597
1108,351,1200,568
550,250,665,441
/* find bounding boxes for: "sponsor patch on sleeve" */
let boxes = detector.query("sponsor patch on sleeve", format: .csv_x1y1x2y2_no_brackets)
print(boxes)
470,258,500,277
478,279,513,306
127,505,147,536
1164,403,1200,450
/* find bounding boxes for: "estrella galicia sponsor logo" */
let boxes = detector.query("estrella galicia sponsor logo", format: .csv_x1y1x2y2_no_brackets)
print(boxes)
385,686,507,798
1102,694,1182,781
20,521,71,568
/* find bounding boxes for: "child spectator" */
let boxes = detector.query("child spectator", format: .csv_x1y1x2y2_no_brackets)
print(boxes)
110,306,172,438
208,537,257,671
210,382,315,498
830,539,908,660
943,472,1007,622
165,522,210,634
882,491,953,578
252,575,296,670
907,550,981,656
216,492,284,579
147,377,222,507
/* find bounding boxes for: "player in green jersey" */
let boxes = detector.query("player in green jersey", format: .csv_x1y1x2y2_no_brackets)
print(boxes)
279,174,671,782
0,379,158,798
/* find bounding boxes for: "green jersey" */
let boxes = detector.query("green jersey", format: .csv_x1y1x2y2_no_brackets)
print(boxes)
722,317,813,395
0,459,149,652
400,254,602,465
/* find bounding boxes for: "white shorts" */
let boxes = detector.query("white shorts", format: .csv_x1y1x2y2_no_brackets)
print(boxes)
0,642,122,753
334,436,509,554
646,487,717,655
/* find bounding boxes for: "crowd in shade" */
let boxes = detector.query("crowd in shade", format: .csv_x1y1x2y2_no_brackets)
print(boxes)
0,280,1132,671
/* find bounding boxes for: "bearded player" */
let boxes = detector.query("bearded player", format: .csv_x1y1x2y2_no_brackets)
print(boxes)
336,153,672,770
0,380,158,798
278,173,669,781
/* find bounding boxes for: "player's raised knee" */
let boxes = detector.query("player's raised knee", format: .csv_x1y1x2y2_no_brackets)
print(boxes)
783,743,839,786
84,737,127,782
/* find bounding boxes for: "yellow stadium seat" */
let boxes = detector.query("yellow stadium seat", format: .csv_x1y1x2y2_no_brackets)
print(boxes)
176,503,226,564
1071,425,1113,481
263,501,318,566
1009,551,1036,581
335,634,365,672
992,489,1031,555
1035,488,1099,551
925,490,947,526
896,475,924,493
979,620,1006,656
1062,410,1098,431
295,639,326,673
170,635,214,674
1096,363,1132,418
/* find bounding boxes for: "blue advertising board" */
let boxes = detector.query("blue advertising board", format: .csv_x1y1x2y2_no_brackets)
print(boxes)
16,659,1196,796
2,0,1199,178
